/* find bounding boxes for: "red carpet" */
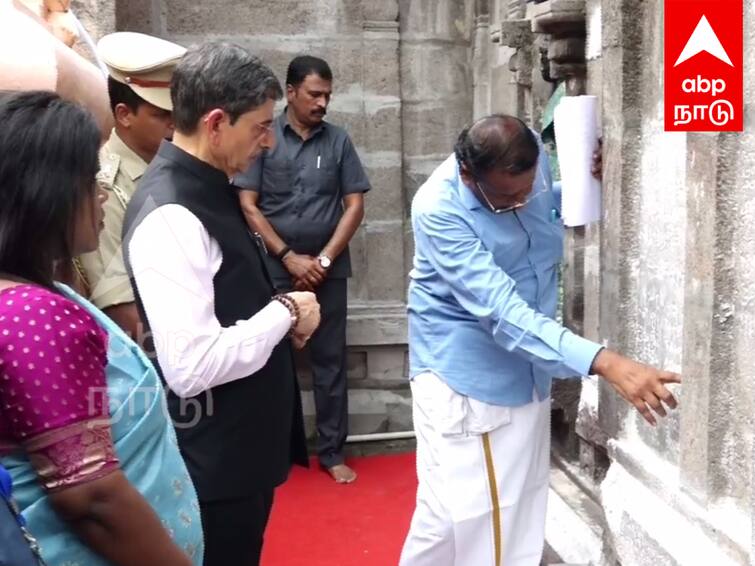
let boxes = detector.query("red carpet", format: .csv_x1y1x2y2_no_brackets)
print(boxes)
262,452,418,566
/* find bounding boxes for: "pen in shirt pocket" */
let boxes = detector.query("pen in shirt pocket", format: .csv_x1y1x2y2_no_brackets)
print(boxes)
317,155,321,169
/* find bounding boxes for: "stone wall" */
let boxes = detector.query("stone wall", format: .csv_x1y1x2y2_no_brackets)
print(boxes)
597,0,754,563
70,0,115,40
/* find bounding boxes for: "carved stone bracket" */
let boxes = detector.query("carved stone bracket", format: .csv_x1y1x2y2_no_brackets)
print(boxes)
508,47,533,88
548,35,587,83
491,19,534,88
530,0,587,35
491,19,532,48
529,0,587,85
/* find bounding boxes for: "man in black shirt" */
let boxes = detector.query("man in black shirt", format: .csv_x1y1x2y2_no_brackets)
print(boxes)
237,56,370,484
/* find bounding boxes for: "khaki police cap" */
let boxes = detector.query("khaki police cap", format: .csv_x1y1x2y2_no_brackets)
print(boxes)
97,32,186,111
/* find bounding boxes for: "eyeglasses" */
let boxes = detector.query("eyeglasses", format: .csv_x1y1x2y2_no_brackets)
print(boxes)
475,179,546,214
253,122,274,136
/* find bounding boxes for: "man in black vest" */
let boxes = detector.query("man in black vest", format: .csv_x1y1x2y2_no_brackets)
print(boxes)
122,42,321,566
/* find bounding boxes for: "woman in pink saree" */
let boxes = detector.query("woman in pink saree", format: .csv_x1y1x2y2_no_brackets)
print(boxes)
0,91,203,566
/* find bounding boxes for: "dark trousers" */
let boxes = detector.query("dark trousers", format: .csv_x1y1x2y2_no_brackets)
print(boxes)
277,277,348,468
200,489,275,566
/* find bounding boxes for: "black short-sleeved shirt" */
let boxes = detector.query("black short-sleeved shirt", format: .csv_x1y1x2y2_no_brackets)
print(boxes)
235,110,371,280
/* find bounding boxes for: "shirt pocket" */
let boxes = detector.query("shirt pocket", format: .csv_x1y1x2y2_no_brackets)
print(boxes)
526,192,564,271
533,214,563,270
314,156,339,195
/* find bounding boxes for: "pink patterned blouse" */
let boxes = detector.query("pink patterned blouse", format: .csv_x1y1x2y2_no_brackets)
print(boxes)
0,284,119,490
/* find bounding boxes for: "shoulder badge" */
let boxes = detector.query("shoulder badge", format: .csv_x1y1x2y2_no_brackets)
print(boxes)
97,149,121,190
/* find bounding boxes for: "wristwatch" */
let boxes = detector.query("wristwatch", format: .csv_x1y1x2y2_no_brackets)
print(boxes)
318,254,332,269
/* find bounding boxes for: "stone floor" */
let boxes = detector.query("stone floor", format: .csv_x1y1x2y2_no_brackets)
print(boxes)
342,437,416,458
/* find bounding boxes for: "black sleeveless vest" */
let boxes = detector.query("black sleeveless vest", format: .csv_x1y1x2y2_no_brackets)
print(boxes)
122,141,307,501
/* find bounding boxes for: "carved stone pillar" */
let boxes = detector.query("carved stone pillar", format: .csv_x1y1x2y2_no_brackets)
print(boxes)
472,0,492,116
530,0,589,460
491,17,534,122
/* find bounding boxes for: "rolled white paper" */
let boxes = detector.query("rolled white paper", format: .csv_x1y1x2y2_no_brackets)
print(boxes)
554,95,602,227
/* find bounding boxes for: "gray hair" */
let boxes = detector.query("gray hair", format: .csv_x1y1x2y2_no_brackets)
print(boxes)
171,41,283,134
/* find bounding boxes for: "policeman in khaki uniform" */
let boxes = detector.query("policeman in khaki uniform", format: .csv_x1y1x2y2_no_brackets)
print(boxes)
78,32,185,338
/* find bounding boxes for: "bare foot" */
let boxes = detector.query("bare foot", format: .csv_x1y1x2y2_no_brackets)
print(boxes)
327,463,357,484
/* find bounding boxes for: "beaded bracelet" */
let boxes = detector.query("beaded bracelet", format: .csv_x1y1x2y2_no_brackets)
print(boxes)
272,294,300,335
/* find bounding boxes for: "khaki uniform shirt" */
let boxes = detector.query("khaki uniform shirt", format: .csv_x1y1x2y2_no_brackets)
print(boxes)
78,131,147,309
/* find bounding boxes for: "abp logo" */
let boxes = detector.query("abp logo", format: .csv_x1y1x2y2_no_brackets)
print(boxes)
664,0,743,132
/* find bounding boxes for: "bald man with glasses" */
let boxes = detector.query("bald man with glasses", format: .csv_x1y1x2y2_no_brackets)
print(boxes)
400,114,681,566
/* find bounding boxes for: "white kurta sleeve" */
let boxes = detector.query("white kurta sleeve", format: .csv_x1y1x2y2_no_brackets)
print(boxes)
128,204,292,398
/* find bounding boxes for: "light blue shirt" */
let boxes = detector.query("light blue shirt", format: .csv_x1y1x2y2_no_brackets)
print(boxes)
408,151,602,406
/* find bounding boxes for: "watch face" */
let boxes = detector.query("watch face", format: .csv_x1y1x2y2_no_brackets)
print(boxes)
319,256,332,268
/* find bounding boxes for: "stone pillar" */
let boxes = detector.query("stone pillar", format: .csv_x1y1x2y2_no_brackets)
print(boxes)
344,0,412,435
399,0,475,283
472,0,492,117
574,0,604,468
399,0,474,203
529,0,589,458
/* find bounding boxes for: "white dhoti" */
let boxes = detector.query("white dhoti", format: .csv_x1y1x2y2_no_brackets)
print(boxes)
400,372,551,566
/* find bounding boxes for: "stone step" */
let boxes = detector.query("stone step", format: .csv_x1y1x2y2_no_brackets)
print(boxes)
545,460,608,564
